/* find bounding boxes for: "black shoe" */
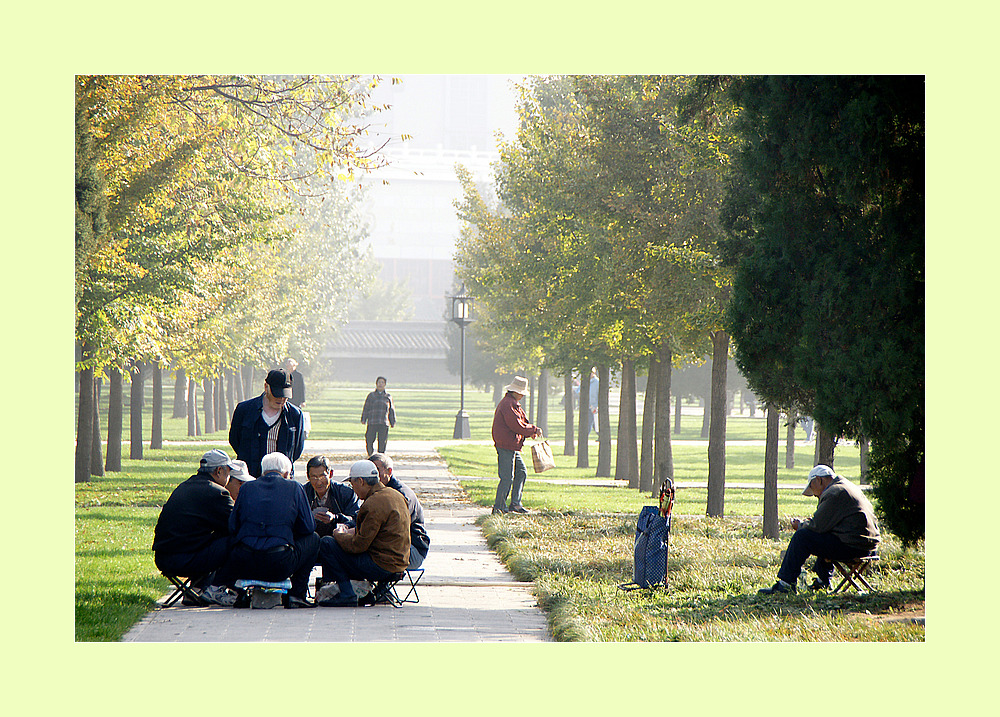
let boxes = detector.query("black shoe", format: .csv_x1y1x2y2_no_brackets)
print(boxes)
181,590,206,607
492,507,506,516
234,589,251,609
319,594,359,607
508,505,529,514
284,594,316,609
758,580,796,595
809,578,831,591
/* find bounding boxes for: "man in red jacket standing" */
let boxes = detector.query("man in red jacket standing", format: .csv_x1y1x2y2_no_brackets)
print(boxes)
492,376,542,515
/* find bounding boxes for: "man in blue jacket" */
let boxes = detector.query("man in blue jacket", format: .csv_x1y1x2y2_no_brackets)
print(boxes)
370,452,430,570
216,452,319,608
230,368,305,478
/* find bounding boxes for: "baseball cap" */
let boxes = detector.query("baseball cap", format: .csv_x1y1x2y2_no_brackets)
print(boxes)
348,459,380,480
228,459,254,482
200,449,239,472
265,369,293,398
803,464,836,496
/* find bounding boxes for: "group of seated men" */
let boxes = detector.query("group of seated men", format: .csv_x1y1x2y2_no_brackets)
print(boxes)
152,448,430,608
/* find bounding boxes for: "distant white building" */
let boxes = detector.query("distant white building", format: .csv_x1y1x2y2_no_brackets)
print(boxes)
360,74,520,320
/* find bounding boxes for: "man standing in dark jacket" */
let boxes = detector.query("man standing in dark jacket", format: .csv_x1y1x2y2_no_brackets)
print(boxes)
758,464,881,595
152,449,238,604
491,376,542,516
360,376,395,455
216,452,319,608
229,368,305,478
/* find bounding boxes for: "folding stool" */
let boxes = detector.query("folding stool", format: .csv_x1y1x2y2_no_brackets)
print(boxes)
162,574,206,607
235,578,293,609
391,568,424,605
367,572,406,608
830,554,879,594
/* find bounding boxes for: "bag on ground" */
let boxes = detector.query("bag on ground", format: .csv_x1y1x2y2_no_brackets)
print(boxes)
530,440,556,473
632,505,669,588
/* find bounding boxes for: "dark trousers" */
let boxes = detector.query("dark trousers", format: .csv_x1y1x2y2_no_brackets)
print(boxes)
318,536,395,599
216,532,320,599
777,528,873,585
493,448,528,511
365,424,389,455
154,536,229,589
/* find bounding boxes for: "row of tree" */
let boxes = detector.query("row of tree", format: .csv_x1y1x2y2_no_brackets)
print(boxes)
453,75,923,543
75,75,391,483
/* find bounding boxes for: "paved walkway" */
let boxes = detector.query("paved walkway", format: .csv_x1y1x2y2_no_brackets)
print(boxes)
122,442,551,642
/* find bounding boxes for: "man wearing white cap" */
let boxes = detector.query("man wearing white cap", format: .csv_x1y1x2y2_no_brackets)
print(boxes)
758,464,881,595
152,449,238,605
224,459,254,502
491,376,542,515
317,459,410,607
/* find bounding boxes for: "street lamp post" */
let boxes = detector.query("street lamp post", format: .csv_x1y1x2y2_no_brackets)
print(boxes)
448,283,474,439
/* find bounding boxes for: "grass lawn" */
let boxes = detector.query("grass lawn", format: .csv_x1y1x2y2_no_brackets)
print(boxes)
438,443,924,642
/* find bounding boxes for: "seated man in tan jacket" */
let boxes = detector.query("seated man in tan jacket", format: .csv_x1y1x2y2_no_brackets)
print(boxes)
317,459,410,607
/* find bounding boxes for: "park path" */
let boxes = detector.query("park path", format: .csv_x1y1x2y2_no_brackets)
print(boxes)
122,440,551,642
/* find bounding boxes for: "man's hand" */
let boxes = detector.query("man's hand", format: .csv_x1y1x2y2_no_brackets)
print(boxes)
334,525,355,536
313,508,334,524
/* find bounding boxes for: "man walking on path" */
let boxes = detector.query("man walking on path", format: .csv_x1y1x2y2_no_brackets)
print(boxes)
758,464,880,595
361,376,395,455
491,376,542,516
284,358,306,408
230,368,306,477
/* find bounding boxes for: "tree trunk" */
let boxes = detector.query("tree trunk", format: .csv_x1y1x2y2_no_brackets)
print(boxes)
203,377,216,434
563,372,575,456
706,330,728,517
187,378,198,437
785,410,797,469
90,375,104,476
653,342,673,496
129,361,144,460
576,368,590,469
235,366,245,403
172,367,187,418
699,393,710,439
527,374,535,424
150,364,163,450
76,364,95,483
216,373,227,432
814,424,836,466
106,367,122,472
859,436,870,484
596,364,612,477
617,359,638,486
242,363,255,400
226,369,236,420
537,368,549,438
674,394,682,435
639,357,657,493
763,404,780,540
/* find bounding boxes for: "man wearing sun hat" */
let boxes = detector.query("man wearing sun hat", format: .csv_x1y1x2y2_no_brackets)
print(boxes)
491,375,542,516
758,464,881,595
152,449,239,604
229,368,306,478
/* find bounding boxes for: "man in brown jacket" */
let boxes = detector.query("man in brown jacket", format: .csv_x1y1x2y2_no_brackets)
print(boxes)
491,376,542,516
317,459,410,607
758,464,880,595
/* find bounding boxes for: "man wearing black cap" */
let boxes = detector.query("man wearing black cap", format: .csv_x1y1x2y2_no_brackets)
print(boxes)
758,464,881,595
152,449,238,605
229,368,306,478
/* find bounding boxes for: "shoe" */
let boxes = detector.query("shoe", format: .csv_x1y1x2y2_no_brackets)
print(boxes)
757,580,796,595
233,589,251,609
508,505,529,514
201,585,237,606
284,594,316,609
809,578,831,591
319,594,359,607
492,507,506,516
181,590,206,607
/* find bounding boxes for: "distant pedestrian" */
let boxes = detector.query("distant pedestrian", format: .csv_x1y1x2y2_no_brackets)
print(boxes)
361,376,396,455
284,358,306,408
491,376,542,515
229,368,306,478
